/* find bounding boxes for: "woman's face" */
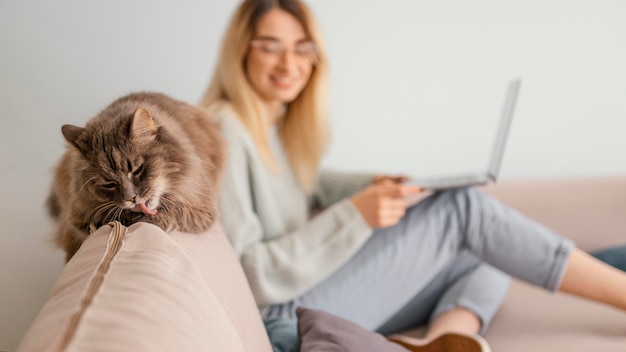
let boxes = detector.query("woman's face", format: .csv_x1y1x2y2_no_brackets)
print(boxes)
246,8,315,113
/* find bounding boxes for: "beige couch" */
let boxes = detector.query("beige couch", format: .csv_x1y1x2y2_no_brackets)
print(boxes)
480,176,626,351
17,176,626,351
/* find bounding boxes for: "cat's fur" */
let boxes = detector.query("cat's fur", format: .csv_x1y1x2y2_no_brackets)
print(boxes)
47,92,224,261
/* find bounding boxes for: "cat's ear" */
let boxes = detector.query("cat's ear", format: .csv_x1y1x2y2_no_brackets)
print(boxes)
131,108,158,140
61,125,88,154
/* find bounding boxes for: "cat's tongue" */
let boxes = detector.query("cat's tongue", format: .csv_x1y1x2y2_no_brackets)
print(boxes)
131,203,158,216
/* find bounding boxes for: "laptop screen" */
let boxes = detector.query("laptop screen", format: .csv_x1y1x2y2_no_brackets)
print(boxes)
487,79,521,179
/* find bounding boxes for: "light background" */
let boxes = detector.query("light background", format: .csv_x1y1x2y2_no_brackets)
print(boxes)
1,0,624,349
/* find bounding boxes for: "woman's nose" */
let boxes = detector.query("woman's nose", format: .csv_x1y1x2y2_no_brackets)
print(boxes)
277,49,297,70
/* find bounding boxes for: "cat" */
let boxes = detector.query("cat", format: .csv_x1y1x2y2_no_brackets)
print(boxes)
47,92,224,262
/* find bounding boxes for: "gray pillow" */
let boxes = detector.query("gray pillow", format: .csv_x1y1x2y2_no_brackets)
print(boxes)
296,307,408,352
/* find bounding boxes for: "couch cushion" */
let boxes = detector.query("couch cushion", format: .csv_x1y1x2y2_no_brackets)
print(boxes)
17,221,272,352
486,280,626,352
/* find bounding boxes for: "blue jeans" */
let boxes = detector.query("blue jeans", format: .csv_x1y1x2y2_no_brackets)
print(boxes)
265,188,574,335
263,317,299,352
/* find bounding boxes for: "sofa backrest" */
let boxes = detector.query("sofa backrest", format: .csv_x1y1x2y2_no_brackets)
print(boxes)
17,221,273,352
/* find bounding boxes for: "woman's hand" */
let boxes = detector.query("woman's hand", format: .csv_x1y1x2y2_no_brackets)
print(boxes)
351,180,422,229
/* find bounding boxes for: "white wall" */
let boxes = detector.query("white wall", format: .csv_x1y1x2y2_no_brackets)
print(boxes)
1,0,624,349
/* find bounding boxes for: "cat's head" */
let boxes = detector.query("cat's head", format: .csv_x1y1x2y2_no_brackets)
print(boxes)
62,106,184,217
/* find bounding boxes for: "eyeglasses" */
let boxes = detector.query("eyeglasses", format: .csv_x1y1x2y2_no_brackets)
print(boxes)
250,38,319,66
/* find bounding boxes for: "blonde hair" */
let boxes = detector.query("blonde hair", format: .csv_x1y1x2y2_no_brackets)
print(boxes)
200,0,330,192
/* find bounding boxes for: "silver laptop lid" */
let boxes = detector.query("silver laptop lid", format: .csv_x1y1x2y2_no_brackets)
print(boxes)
487,79,521,179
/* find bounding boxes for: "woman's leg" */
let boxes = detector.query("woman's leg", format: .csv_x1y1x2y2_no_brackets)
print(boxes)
559,248,626,309
267,186,626,335
266,187,548,331
425,263,510,339
376,253,509,336
421,188,626,312
376,254,509,350
265,251,507,351
380,263,508,352
425,308,482,338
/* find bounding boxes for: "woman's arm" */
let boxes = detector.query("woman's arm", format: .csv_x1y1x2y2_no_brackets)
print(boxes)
313,170,376,208
218,119,373,307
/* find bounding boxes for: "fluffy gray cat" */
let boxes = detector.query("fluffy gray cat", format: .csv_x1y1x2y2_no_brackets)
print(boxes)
47,92,224,261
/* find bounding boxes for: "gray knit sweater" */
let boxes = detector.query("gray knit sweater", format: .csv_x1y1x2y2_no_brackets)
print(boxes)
215,102,375,309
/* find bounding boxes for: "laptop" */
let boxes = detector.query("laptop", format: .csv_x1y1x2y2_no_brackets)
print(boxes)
411,79,521,191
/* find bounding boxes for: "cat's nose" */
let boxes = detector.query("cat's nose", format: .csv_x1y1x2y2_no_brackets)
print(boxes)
125,192,137,203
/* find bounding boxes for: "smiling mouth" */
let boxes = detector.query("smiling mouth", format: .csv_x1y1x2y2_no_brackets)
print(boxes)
271,75,298,86
273,76,294,82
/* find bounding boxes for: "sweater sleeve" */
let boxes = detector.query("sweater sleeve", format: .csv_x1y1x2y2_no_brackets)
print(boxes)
313,169,376,208
218,121,373,307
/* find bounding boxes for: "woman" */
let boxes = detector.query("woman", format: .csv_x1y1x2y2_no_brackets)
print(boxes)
200,0,626,350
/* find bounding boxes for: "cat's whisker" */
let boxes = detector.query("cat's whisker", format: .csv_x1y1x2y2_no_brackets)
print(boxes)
88,202,109,222
111,207,125,223
92,201,114,215
101,206,115,223
94,201,115,216
110,207,123,223
90,201,116,225
79,177,98,192
105,206,119,224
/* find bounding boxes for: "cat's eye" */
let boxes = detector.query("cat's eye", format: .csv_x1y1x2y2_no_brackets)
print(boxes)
132,163,144,176
101,182,117,190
